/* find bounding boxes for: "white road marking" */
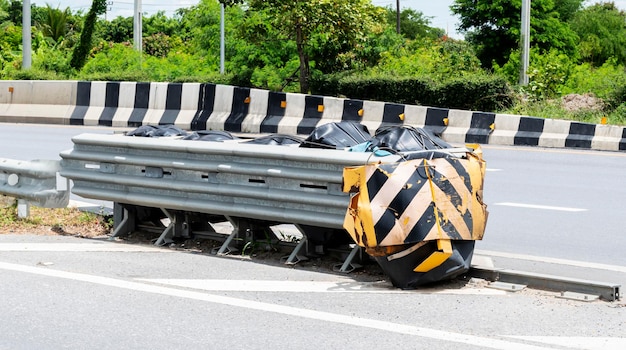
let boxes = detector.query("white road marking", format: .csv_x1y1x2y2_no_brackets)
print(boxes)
475,249,626,274
493,202,587,212
486,168,503,172
137,278,506,296
68,199,105,208
505,336,626,350
0,261,555,350
0,243,168,253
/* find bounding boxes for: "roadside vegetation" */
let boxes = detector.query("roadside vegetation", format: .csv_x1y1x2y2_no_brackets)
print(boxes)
1,0,626,125
0,196,111,237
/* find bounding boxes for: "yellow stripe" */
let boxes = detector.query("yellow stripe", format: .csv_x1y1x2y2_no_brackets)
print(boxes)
430,158,472,215
430,184,472,240
343,166,378,247
424,159,444,240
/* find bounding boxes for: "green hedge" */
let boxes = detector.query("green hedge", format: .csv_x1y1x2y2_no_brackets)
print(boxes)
310,74,514,112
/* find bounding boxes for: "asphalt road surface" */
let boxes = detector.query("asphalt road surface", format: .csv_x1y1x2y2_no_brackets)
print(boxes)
0,234,624,350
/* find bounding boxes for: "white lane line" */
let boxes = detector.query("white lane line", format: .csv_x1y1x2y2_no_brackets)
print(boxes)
505,336,626,350
0,243,168,253
0,261,550,350
493,202,587,212
486,168,502,172
68,199,103,208
137,279,506,296
475,249,626,274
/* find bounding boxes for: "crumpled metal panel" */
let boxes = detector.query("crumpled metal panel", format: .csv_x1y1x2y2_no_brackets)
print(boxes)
0,158,69,208
342,145,488,287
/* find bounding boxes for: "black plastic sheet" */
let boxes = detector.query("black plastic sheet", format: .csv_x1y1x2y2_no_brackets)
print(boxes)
300,121,372,149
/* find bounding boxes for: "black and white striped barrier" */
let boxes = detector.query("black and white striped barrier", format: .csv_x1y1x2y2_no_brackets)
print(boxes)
0,80,624,151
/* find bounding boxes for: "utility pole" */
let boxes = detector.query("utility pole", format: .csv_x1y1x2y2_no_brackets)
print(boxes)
133,0,142,52
22,0,31,69
396,0,400,34
520,0,530,85
220,3,225,74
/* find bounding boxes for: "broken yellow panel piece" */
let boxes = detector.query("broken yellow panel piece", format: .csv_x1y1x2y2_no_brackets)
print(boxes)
413,239,452,272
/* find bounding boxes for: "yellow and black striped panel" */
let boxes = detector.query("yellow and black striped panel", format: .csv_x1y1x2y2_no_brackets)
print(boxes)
343,147,487,248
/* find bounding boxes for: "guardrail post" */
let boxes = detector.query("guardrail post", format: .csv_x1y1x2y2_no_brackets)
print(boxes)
17,199,30,218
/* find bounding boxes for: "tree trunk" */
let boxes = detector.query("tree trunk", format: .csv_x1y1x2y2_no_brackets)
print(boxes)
295,24,310,93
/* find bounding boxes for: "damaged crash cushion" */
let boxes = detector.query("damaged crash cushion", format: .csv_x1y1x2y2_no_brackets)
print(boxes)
342,146,488,285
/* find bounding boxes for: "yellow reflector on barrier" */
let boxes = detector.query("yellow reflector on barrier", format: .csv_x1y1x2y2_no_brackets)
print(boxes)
399,113,405,121
280,101,287,108
358,109,364,117
244,97,251,104
318,105,324,113
443,118,449,126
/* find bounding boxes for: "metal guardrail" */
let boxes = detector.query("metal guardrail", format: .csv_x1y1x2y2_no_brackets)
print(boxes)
59,133,406,229
57,133,623,299
0,158,69,210
469,267,621,302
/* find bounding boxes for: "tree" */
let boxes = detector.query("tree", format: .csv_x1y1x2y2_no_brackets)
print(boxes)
36,5,72,44
384,7,444,40
451,0,582,68
70,0,106,70
98,16,133,43
0,0,9,23
247,0,384,93
569,2,626,66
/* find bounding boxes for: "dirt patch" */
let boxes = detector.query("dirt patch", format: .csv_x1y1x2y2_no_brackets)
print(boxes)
561,93,604,112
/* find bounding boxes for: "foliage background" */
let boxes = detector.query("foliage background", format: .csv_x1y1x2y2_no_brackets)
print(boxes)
1,0,626,125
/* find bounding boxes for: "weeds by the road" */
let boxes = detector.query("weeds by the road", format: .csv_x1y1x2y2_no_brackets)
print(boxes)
0,196,112,237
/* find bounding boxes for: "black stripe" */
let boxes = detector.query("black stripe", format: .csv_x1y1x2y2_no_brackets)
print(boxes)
191,83,216,131
69,81,91,125
405,160,466,243
466,112,495,144
514,117,544,146
423,107,448,136
297,95,325,135
440,157,472,193
260,91,287,133
365,162,400,201
341,99,364,122
565,122,595,149
430,160,470,240
380,103,405,127
403,201,437,244
159,83,183,125
621,128,626,151
373,209,401,244
373,167,432,244
224,87,251,132
99,82,120,127
128,82,150,127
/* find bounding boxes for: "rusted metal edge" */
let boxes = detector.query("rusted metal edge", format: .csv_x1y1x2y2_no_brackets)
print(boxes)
468,266,621,302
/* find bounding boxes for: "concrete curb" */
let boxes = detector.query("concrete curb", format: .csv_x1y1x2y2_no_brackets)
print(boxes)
0,80,624,151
